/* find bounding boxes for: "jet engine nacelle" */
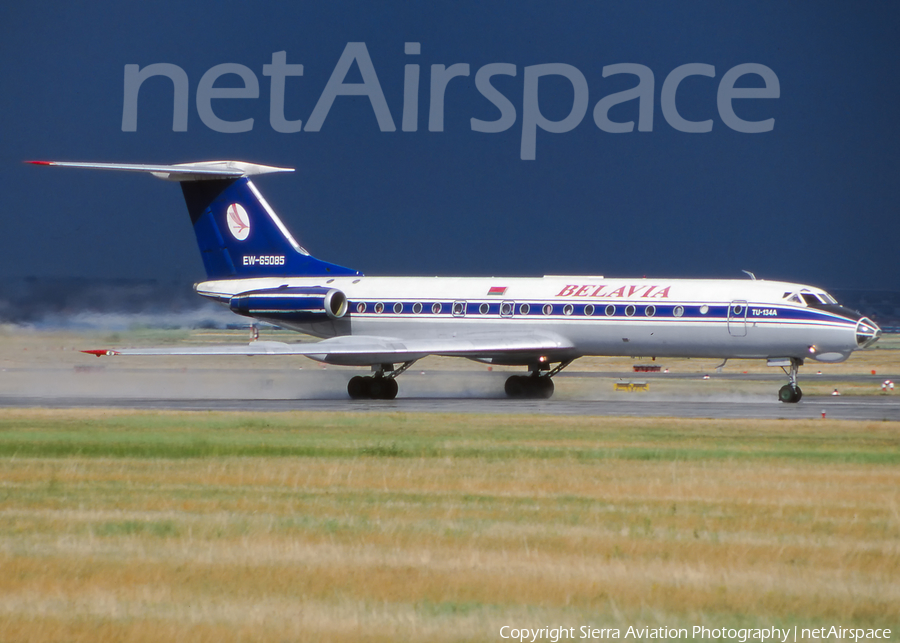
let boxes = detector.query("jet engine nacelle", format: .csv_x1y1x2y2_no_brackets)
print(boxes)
229,286,348,322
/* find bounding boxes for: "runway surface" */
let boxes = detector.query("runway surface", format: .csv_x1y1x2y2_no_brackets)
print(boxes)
2,394,898,421
1,363,898,420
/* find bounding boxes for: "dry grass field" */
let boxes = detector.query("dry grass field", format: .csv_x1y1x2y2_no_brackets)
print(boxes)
0,409,898,642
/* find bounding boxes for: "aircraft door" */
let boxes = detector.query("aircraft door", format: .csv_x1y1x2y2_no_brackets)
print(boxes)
728,300,748,337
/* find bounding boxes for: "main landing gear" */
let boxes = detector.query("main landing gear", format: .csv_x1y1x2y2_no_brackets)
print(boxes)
504,374,554,399
777,357,803,403
504,360,572,399
347,361,416,400
348,374,398,400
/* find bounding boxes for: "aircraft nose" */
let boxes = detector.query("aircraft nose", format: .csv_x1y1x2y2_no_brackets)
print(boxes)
855,317,881,348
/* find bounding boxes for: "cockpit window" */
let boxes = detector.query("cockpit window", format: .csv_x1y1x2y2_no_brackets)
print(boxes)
785,290,838,307
800,291,837,306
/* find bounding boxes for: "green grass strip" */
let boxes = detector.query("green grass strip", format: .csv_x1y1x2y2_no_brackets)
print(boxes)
0,410,897,464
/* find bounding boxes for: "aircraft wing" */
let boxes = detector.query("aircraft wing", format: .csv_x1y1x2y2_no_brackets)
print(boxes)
83,332,577,365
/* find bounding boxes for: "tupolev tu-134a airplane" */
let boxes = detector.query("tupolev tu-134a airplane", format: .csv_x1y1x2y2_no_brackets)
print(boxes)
30,159,881,402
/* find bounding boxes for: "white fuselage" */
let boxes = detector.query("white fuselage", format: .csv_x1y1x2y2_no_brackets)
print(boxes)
196,275,875,365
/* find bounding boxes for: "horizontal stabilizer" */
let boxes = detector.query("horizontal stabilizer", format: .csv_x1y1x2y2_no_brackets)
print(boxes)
26,160,293,182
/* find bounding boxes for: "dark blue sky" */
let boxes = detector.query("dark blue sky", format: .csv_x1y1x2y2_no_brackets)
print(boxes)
3,2,898,291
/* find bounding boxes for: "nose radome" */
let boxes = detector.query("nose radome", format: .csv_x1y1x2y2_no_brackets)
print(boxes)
855,317,881,348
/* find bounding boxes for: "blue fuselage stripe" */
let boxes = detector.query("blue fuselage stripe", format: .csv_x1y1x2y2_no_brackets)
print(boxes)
304,301,858,328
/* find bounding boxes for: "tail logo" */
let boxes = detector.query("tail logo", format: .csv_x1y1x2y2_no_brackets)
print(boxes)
226,203,251,240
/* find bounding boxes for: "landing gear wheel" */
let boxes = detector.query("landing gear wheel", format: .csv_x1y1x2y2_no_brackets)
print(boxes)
362,376,398,400
778,384,802,403
505,375,526,398
368,377,387,399
505,375,555,399
348,361,415,399
348,376,368,399
535,377,554,399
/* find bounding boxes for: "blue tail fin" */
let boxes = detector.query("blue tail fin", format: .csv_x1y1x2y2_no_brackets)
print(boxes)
181,177,360,279
28,160,361,280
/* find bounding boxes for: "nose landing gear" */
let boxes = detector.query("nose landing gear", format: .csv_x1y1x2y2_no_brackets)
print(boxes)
778,383,803,403
777,357,803,403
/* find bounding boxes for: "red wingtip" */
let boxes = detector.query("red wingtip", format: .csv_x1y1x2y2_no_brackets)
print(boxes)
82,349,118,357
26,160,53,165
